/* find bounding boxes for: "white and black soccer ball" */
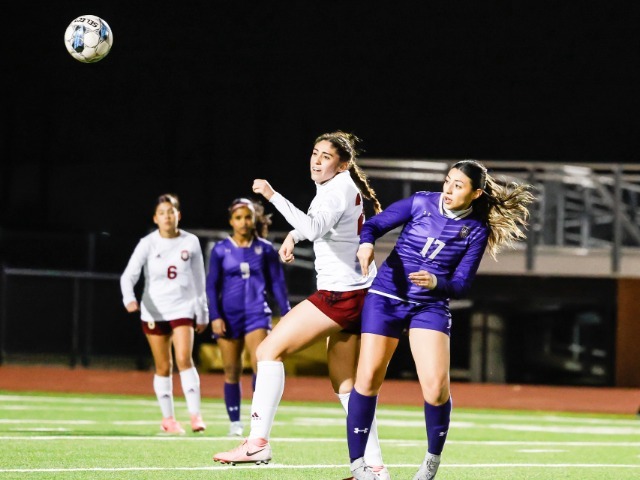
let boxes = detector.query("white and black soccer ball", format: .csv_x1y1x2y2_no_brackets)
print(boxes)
64,15,113,63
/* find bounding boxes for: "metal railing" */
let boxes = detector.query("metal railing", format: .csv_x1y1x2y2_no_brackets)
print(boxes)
0,267,121,366
359,159,640,274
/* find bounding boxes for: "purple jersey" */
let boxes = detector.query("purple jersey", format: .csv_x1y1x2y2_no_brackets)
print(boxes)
361,191,489,307
206,237,290,323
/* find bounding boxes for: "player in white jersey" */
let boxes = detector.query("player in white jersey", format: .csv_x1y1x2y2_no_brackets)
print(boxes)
120,193,209,434
212,131,390,479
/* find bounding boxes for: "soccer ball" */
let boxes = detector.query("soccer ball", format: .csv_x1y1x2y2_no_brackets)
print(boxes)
64,15,113,63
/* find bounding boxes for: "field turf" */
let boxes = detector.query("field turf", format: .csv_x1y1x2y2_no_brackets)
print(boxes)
0,391,638,479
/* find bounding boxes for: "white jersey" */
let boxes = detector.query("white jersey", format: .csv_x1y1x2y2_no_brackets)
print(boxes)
120,229,209,324
270,170,377,292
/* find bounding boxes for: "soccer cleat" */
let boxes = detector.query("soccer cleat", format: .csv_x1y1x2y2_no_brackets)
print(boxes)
228,421,244,437
371,465,391,480
160,416,185,434
412,453,440,480
190,413,206,432
349,457,378,480
212,438,271,465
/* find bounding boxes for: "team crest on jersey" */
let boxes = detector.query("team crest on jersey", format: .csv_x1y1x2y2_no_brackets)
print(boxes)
254,246,263,255
459,226,470,238
181,250,190,261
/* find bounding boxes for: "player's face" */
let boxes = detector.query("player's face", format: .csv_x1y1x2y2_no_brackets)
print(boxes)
229,206,255,238
310,140,348,184
442,168,483,210
153,202,181,237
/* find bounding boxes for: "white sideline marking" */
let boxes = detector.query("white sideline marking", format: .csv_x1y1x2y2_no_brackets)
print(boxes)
4,417,638,436
0,435,639,447
1,463,639,473
4,395,637,426
517,449,566,453
487,423,640,435
0,419,94,425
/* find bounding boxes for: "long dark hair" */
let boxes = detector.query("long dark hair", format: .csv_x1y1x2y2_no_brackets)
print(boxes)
228,197,272,239
314,131,382,214
453,160,535,259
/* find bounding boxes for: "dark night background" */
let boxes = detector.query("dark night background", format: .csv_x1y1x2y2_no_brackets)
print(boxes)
1,1,639,269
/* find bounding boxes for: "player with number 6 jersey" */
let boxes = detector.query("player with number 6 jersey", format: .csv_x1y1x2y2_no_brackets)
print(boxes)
120,193,209,435
122,229,208,324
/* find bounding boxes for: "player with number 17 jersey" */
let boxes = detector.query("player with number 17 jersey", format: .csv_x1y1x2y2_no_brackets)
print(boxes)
120,230,209,326
361,191,489,310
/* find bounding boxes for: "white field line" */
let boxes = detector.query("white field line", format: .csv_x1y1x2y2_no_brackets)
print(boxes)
3,415,640,436
2,416,640,435
2,394,637,424
0,395,160,407
1,463,640,473
3,394,637,425
0,435,639,447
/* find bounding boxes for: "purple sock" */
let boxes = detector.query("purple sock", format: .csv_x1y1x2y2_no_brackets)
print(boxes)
424,397,452,455
252,373,257,392
224,382,241,422
346,388,377,462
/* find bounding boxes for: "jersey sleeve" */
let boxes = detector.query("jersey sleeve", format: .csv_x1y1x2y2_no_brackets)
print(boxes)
360,195,415,244
270,190,345,242
120,238,149,306
191,238,209,325
206,243,223,320
433,228,489,298
263,243,291,316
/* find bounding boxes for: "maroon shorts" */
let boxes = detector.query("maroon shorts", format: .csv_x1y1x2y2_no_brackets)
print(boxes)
142,318,195,336
306,289,367,334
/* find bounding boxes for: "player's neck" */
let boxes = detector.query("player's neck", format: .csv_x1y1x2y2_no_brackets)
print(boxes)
158,228,180,239
232,233,253,247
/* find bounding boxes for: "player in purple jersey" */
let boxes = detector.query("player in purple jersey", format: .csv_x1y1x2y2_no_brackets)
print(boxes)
206,198,291,437
345,160,534,480
213,132,391,479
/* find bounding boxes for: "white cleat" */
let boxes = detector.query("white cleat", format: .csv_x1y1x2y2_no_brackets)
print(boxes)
370,464,391,480
412,453,440,480
349,457,378,480
228,421,244,437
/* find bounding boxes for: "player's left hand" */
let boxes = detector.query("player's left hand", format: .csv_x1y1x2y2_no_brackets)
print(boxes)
408,270,437,289
279,234,296,263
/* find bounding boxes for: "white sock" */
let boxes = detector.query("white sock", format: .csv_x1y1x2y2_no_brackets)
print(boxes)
153,375,174,418
179,367,201,415
337,392,384,466
248,361,285,440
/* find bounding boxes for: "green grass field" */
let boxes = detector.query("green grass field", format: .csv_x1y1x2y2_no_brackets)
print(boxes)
0,390,638,479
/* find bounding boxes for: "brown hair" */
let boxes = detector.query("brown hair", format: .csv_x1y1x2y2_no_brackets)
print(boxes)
314,131,382,214
452,160,535,259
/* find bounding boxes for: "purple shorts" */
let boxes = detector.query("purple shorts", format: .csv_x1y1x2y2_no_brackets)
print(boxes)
361,292,452,338
213,314,272,340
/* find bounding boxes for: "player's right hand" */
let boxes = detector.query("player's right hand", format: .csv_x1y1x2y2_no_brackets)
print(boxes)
211,318,226,336
125,301,140,313
357,244,375,277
